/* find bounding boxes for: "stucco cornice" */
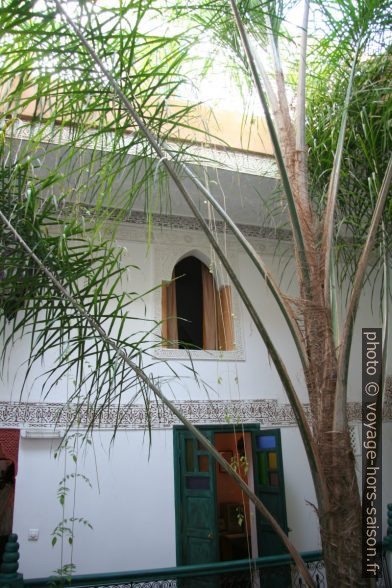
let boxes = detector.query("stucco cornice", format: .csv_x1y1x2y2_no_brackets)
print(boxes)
5,118,278,178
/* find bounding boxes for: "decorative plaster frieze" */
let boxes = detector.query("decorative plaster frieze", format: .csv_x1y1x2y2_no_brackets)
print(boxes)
5,120,291,254
114,211,292,248
186,143,278,178
4,118,278,178
1,379,391,431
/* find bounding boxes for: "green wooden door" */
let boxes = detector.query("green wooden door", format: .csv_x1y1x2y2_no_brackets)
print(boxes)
175,429,218,586
253,428,291,586
175,427,290,585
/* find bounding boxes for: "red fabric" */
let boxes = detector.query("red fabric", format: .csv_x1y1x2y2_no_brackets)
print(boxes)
0,429,20,475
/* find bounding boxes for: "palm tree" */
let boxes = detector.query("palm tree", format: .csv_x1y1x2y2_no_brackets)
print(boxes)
0,1,391,585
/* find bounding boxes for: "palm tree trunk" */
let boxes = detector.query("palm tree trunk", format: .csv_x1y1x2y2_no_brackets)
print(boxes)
319,430,365,587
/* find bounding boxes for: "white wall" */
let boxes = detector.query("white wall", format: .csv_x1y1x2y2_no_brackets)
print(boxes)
280,427,320,551
1,226,386,407
14,424,324,579
12,422,392,578
14,429,176,578
1,224,391,578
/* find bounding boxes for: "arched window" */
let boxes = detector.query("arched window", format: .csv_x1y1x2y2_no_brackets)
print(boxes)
162,255,234,351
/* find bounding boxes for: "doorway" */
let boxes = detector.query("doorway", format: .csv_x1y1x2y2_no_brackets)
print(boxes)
0,428,19,566
215,431,258,562
173,425,288,569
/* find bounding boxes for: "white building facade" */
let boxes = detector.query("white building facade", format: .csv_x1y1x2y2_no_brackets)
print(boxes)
0,143,391,580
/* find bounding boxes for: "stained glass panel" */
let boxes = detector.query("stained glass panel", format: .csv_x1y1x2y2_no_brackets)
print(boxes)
268,452,277,470
258,453,268,485
198,455,209,472
186,476,210,490
257,435,276,450
185,439,194,472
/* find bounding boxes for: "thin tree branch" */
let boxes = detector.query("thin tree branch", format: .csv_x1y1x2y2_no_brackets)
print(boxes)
0,208,315,587
329,249,340,348
249,39,279,114
295,0,309,155
250,40,294,174
267,14,295,155
266,8,318,303
228,0,312,294
334,156,392,429
266,12,310,214
295,0,310,204
50,0,307,379
51,0,327,504
161,167,320,487
321,41,361,304
178,160,309,374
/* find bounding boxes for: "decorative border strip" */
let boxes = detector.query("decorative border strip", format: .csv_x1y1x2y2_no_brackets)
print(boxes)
1,377,390,430
6,120,290,244
120,210,292,242
5,119,278,178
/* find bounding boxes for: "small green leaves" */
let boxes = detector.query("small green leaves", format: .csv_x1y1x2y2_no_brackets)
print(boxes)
51,438,93,576
0,164,162,431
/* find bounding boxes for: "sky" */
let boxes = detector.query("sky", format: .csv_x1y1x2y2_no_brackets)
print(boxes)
178,0,312,114
51,0,311,116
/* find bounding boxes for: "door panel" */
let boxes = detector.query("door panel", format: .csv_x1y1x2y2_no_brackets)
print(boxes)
175,427,290,587
188,535,214,565
186,496,212,530
253,429,290,587
176,430,218,565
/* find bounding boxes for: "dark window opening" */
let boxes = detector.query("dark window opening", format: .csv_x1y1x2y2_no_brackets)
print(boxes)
174,256,203,349
161,254,234,351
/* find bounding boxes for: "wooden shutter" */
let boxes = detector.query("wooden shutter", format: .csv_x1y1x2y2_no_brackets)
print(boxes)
217,285,234,351
201,264,218,350
161,280,178,348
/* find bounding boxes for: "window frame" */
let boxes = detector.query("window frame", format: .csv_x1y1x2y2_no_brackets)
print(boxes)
153,236,245,362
